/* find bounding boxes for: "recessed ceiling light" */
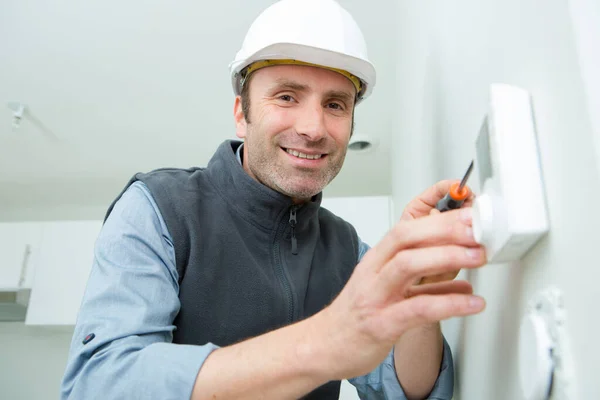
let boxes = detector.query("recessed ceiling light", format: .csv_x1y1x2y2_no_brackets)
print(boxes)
348,134,377,152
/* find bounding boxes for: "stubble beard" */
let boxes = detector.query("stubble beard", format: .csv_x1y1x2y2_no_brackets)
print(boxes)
245,127,347,200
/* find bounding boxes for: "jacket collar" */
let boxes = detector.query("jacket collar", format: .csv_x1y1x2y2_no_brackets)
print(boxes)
206,140,322,231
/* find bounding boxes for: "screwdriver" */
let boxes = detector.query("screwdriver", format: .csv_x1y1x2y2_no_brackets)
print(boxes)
435,161,474,212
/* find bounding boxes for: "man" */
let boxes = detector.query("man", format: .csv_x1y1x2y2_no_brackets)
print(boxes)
61,0,487,399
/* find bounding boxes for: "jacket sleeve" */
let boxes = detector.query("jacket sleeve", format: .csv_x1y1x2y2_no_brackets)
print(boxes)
61,181,219,400
347,239,455,400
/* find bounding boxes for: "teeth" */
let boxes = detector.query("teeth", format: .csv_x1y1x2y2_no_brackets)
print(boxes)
286,149,322,160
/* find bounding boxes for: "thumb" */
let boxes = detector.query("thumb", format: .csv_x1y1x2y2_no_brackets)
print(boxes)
429,208,441,216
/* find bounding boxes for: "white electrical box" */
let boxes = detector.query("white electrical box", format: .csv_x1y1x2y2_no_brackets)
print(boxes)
519,287,577,400
472,84,549,263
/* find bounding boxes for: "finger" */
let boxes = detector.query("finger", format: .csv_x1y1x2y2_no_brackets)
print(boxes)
384,294,486,333
376,245,486,297
405,280,473,298
400,180,457,221
429,208,441,216
463,192,476,208
362,208,477,272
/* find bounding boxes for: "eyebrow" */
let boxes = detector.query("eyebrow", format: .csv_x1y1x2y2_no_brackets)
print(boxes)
270,79,355,104
324,89,354,105
271,79,309,92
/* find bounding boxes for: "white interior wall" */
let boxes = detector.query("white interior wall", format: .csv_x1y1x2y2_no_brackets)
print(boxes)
0,323,73,400
392,0,599,399
568,0,600,176
0,205,108,222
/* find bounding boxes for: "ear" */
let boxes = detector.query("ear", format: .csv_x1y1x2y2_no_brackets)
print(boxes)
233,96,247,139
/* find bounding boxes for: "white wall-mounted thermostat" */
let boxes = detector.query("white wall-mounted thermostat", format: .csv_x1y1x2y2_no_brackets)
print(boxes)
471,84,549,263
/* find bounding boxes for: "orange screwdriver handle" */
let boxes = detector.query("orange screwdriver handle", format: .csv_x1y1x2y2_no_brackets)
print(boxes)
435,182,470,212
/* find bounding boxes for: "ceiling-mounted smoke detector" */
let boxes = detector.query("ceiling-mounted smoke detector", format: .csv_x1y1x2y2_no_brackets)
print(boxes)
348,134,378,153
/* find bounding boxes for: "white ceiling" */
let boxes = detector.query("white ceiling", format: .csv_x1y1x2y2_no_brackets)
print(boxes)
1,0,397,218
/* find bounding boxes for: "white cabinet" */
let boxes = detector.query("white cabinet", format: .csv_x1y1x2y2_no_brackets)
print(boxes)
0,222,43,290
25,220,102,326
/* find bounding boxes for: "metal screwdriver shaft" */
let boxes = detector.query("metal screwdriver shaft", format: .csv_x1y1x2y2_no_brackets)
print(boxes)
458,161,474,191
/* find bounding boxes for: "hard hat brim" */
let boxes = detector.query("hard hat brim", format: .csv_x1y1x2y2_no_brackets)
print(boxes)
229,43,376,104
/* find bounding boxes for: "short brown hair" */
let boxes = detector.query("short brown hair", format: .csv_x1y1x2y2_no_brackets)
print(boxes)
240,72,254,123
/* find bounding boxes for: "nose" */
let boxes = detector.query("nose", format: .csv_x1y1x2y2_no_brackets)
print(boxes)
295,101,327,142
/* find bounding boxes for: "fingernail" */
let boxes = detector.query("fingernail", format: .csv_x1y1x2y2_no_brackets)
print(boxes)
465,248,481,259
469,296,485,310
466,227,474,239
460,207,472,222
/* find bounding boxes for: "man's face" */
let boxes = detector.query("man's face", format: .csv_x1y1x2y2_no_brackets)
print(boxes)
234,64,356,202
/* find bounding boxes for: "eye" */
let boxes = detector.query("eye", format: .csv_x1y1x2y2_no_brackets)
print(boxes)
327,102,344,110
279,95,294,102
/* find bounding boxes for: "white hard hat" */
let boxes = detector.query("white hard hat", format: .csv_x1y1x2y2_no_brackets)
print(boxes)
229,0,376,104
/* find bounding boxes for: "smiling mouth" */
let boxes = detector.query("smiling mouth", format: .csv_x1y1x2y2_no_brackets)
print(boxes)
282,148,326,160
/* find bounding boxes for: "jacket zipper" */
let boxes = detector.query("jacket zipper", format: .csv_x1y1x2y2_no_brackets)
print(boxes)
273,205,299,323
289,205,298,255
